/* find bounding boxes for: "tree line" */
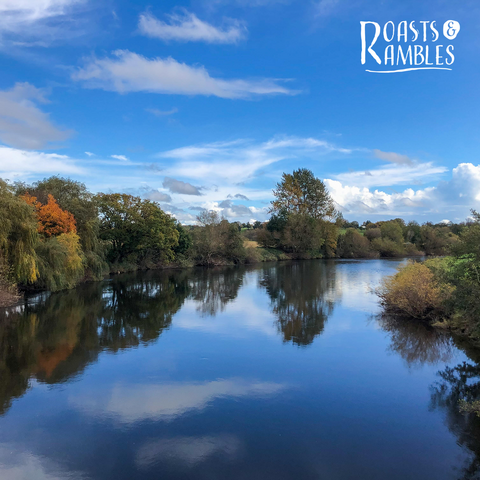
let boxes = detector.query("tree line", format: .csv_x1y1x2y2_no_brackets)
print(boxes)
0,169,474,302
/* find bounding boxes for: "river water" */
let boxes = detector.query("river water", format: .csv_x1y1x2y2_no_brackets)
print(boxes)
1,259,479,480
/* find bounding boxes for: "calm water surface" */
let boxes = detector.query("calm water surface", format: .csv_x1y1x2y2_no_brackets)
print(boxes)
1,259,480,479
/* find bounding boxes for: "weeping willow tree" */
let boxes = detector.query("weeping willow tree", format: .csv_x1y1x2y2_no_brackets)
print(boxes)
0,180,39,284
15,176,108,279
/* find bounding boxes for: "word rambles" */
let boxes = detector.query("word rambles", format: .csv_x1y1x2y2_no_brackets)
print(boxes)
361,20,460,69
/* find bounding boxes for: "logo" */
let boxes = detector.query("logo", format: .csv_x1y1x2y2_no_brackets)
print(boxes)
360,20,460,73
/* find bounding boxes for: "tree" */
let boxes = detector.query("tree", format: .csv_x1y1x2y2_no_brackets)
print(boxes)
0,180,39,284
22,193,77,237
96,193,179,265
270,168,336,220
193,211,246,265
16,177,107,278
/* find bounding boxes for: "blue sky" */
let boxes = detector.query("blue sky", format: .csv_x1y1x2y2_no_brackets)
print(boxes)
0,0,479,224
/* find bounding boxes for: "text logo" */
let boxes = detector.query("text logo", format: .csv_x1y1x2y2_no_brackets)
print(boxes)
360,20,460,73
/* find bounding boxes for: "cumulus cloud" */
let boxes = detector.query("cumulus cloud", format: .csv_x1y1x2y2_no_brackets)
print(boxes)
72,50,298,99
326,163,480,221
163,177,203,195
0,83,71,149
0,145,83,179
85,151,94,156
111,154,128,161
138,10,246,44
373,149,415,166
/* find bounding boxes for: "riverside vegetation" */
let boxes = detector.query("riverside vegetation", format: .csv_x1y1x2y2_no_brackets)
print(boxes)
0,168,472,307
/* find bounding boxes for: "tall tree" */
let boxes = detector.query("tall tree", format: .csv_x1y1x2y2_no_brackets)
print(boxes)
270,168,336,219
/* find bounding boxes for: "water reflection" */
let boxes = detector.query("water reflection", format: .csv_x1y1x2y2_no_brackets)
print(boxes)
71,379,286,423
135,435,242,470
259,261,336,346
377,314,455,368
430,344,480,480
188,267,245,317
0,270,190,415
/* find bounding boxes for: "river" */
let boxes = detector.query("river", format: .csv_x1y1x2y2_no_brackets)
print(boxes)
0,259,479,480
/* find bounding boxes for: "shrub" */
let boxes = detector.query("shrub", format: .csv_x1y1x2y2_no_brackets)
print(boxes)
337,229,378,258
371,237,406,257
377,262,453,319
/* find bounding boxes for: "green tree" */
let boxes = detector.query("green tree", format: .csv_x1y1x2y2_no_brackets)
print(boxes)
96,193,179,265
270,168,336,219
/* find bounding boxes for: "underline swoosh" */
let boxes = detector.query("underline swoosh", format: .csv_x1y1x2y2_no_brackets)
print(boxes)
366,67,452,73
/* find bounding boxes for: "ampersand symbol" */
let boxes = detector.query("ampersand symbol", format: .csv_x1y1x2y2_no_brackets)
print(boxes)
443,20,460,40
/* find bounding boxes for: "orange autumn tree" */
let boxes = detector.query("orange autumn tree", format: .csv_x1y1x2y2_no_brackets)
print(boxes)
22,193,77,237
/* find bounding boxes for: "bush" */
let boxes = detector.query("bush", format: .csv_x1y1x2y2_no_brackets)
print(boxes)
337,229,378,258
371,238,406,257
377,262,453,319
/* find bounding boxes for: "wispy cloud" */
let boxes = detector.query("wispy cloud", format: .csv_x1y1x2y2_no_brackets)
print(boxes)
111,154,128,161
0,145,83,179
146,107,178,117
314,0,341,18
159,136,352,183
333,162,447,188
0,0,90,46
72,50,299,99
0,83,71,149
138,10,246,44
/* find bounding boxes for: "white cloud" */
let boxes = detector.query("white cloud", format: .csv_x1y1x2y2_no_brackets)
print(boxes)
333,162,447,188
71,379,286,423
72,50,298,99
85,151,94,156
111,154,128,161
0,0,88,46
326,162,480,220
159,136,350,183
0,145,83,180
0,83,71,149
138,10,246,44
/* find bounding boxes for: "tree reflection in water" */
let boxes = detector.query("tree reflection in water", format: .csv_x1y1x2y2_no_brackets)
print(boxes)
430,342,480,480
0,269,190,415
377,314,455,368
259,261,337,346
188,266,245,317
